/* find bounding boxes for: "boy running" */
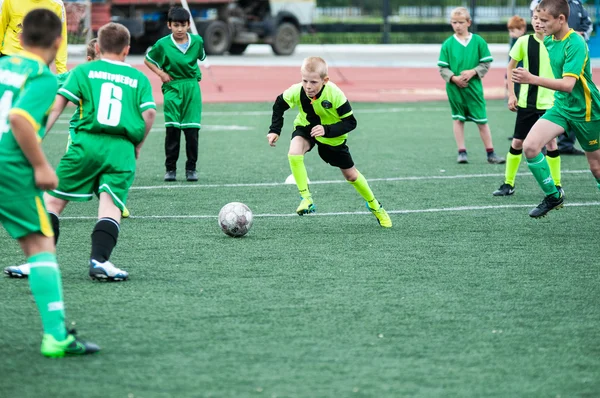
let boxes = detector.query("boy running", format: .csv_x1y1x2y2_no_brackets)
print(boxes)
514,0,600,217
438,7,505,165
144,6,206,182
267,56,392,228
0,9,98,356
494,10,562,197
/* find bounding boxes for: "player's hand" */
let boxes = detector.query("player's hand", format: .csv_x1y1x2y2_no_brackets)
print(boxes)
507,94,518,112
135,144,142,159
34,163,58,190
160,71,172,83
310,125,325,137
451,75,468,88
512,67,533,84
460,69,477,82
267,132,279,147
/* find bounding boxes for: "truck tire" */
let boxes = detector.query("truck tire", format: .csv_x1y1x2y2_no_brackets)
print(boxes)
271,22,300,56
203,20,231,56
228,44,248,55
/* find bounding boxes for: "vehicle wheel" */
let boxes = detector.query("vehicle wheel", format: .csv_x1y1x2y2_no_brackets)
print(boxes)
228,43,248,55
203,20,231,56
271,22,299,56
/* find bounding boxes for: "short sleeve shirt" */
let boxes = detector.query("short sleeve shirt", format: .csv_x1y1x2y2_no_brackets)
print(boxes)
438,33,493,75
146,33,206,82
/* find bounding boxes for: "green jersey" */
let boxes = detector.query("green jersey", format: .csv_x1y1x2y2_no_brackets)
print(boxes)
145,33,206,82
58,59,156,145
544,29,600,121
510,34,554,110
56,71,78,136
0,52,57,163
281,81,353,147
438,34,493,76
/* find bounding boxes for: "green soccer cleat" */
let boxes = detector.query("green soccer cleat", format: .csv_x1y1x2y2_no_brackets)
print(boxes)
41,330,100,358
296,197,315,216
367,202,392,228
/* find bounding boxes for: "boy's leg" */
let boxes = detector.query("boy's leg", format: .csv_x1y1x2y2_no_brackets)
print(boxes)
477,123,505,164
183,128,199,181
523,118,565,217
342,167,392,228
453,120,467,158
288,134,314,215
493,140,522,196
164,126,181,180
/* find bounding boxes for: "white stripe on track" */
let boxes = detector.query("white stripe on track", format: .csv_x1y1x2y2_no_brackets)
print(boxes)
130,170,592,191
59,201,600,220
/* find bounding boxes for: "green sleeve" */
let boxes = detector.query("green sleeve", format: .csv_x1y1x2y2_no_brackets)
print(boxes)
509,36,527,62
282,84,300,108
332,85,352,118
146,41,165,69
563,36,586,78
138,74,157,112
58,68,82,104
437,40,450,67
478,36,493,63
10,73,57,130
196,36,206,61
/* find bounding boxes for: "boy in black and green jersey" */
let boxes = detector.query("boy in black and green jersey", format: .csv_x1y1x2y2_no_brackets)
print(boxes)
42,22,157,281
144,6,206,182
513,0,600,218
438,7,505,165
0,9,99,357
267,56,392,228
493,9,562,197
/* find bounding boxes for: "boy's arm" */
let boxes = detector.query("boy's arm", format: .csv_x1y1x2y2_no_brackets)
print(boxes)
322,114,357,138
438,66,454,83
506,58,519,111
0,0,9,54
144,58,172,83
55,5,68,73
268,94,290,135
473,62,491,79
46,94,69,133
135,109,157,158
512,67,576,93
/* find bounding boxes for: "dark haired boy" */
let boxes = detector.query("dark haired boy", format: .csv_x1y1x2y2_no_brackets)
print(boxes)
144,6,206,182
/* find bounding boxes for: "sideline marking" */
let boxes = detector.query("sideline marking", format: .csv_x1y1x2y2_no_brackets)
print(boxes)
59,201,600,220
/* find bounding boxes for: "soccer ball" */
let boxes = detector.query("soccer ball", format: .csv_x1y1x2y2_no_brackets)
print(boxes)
218,202,253,237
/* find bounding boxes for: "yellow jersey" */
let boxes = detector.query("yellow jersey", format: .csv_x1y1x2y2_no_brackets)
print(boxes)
0,0,68,73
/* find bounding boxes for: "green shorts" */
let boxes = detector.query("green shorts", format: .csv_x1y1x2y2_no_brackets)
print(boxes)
47,133,136,212
0,160,53,239
446,81,488,124
542,107,600,152
163,78,202,129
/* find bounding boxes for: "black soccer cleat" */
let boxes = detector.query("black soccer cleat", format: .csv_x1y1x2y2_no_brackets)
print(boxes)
529,192,564,218
186,170,198,182
164,170,176,182
493,183,515,196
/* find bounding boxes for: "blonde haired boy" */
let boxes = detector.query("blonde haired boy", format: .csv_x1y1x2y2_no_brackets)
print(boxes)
438,7,505,165
267,56,392,227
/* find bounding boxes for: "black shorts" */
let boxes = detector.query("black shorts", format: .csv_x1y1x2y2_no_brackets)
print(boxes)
291,128,355,169
513,107,546,140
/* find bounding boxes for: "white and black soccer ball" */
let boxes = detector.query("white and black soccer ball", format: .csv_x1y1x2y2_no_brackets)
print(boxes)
218,202,253,237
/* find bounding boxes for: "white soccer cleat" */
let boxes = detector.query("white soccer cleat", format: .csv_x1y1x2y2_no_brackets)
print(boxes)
89,259,128,282
4,263,30,278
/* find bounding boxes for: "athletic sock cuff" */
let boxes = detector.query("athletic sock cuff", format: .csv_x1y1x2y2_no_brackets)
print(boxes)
27,252,57,266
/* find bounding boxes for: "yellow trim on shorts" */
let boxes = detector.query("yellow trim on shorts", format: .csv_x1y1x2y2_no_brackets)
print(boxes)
35,197,54,237
8,109,41,132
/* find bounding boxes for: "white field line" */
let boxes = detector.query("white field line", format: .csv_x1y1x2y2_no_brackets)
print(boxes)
130,170,592,191
59,201,600,220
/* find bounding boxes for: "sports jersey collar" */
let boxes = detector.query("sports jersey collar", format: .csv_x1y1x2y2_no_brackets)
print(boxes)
171,33,191,54
17,50,46,65
306,84,326,102
452,33,472,47
553,29,575,42
100,59,131,67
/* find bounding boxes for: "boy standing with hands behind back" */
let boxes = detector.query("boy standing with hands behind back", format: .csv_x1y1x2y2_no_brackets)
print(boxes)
145,6,206,182
438,7,505,165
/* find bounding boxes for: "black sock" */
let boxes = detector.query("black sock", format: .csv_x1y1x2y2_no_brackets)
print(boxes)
509,146,523,156
546,149,560,158
90,218,120,263
49,212,60,245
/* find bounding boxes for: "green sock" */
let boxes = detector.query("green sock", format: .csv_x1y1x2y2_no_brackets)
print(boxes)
546,154,561,187
288,154,311,199
596,177,600,191
526,153,559,197
28,252,67,341
504,152,521,186
349,171,379,210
